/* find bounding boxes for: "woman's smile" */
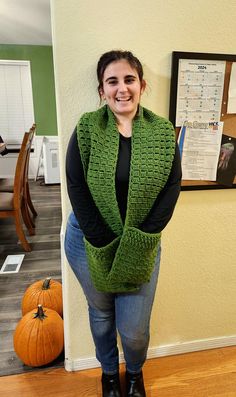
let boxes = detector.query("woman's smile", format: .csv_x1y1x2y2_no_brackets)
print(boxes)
116,96,132,101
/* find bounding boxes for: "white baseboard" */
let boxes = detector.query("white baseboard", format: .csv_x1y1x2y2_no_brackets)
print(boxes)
64,335,236,372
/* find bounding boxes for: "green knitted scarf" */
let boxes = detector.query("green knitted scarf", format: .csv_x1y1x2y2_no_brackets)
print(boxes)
77,105,175,292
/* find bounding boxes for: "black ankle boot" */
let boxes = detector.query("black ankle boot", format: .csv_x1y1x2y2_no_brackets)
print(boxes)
102,372,122,397
125,371,146,397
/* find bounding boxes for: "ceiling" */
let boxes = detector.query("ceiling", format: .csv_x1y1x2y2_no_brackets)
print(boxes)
0,0,52,45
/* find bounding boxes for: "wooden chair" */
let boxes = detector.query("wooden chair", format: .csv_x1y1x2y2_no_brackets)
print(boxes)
20,126,36,231
0,124,37,226
0,131,33,252
24,124,37,219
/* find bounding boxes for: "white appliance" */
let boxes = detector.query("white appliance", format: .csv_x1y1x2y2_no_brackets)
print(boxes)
42,137,60,184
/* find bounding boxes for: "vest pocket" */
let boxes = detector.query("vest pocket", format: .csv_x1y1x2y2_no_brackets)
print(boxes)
108,226,161,286
84,236,121,290
84,228,161,292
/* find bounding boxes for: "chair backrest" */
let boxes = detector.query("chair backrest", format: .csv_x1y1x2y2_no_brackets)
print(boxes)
23,124,36,187
13,129,33,208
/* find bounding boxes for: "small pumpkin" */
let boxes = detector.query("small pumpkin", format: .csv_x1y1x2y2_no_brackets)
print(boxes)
22,277,63,317
14,304,64,367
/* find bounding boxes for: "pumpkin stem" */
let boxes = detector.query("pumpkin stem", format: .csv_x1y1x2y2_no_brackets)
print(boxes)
42,277,51,290
34,305,47,320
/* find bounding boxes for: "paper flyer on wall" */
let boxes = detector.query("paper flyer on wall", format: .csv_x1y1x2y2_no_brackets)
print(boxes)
178,121,223,181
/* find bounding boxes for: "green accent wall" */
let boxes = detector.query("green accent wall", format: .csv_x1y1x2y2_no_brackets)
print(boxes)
0,44,57,136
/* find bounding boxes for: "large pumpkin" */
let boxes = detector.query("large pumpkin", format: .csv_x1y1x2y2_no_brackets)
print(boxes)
14,305,64,367
22,277,63,317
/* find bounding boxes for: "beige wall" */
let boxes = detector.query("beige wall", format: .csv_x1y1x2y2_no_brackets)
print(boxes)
51,0,236,366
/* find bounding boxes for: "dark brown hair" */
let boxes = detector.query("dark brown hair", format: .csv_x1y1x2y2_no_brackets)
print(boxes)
97,50,144,95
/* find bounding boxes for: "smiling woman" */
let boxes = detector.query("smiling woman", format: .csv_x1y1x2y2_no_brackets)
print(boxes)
97,52,146,137
64,49,182,397
99,60,146,137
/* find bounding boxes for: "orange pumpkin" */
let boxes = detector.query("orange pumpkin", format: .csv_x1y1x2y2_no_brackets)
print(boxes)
22,277,63,317
14,305,64,367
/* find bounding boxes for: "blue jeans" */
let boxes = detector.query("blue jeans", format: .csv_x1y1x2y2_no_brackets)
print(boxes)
64,212,161,374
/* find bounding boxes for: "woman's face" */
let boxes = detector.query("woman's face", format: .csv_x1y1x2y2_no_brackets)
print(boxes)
100,59,146,119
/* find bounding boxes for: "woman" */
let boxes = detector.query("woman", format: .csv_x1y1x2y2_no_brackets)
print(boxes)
65,50,182,397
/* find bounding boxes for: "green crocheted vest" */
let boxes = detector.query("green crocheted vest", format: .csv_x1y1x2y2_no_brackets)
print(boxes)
77,105,175,292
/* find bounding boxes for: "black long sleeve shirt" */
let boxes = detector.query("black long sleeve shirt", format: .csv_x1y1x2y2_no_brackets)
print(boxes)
66,128,182,247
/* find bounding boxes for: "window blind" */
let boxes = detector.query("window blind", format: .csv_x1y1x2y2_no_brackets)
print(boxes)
0,60,35,145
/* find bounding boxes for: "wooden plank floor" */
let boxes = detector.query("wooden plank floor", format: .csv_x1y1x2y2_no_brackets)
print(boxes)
0,346,236,396
0,180,63,376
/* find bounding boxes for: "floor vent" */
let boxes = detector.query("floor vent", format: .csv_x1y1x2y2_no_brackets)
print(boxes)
0,255,25,274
